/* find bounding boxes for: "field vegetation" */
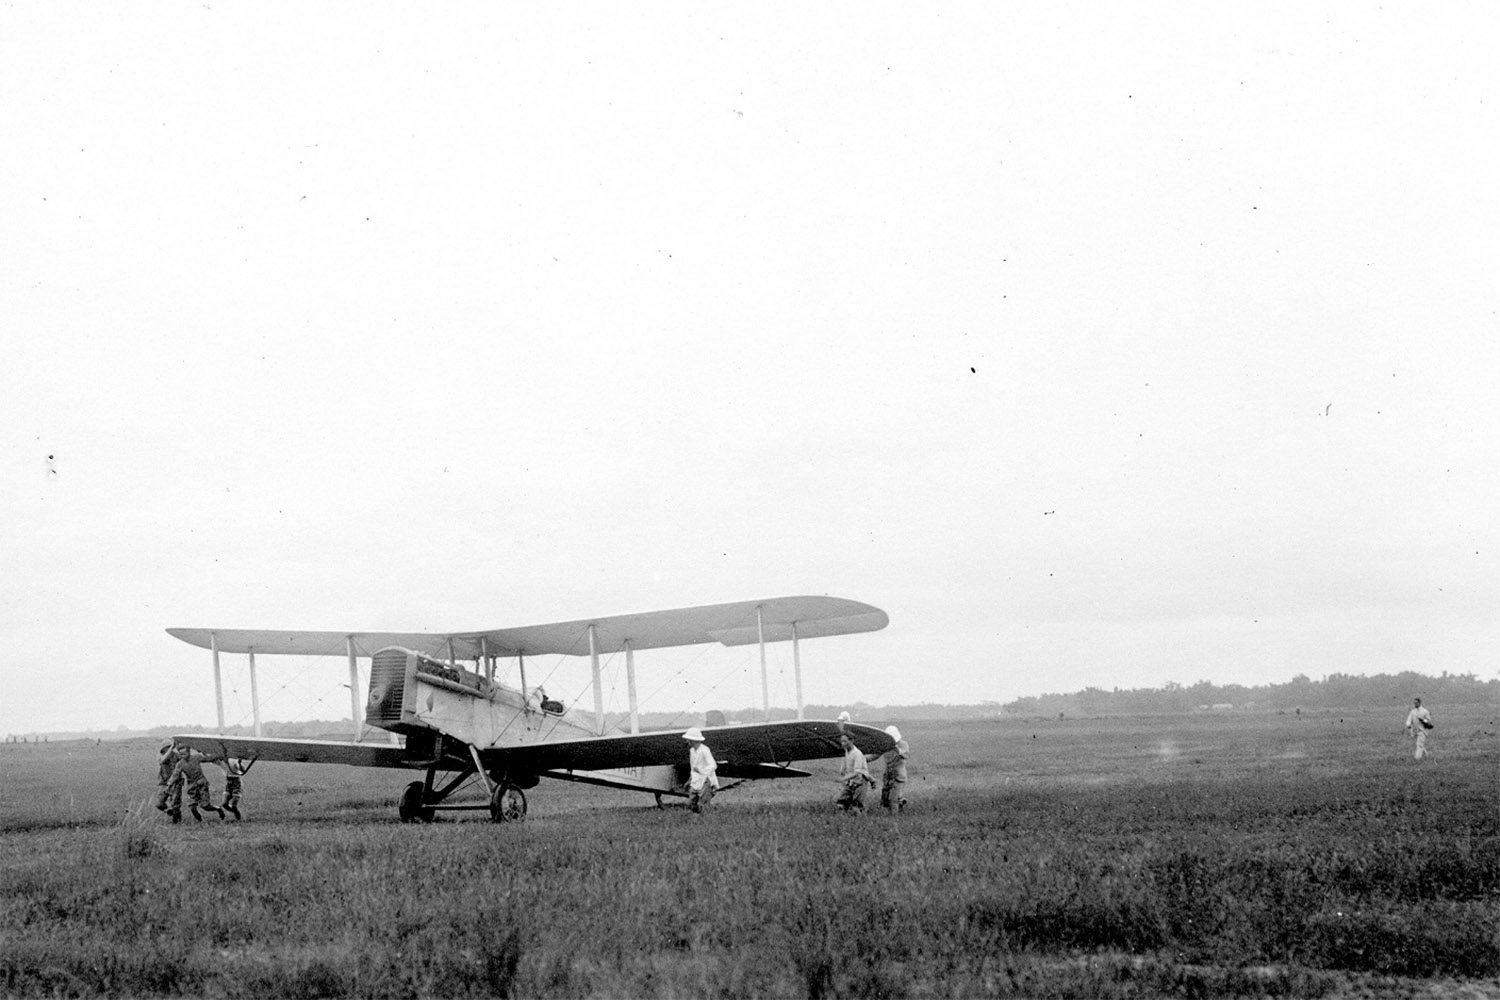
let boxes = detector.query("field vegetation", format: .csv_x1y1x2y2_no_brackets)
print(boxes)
2,705,1496,997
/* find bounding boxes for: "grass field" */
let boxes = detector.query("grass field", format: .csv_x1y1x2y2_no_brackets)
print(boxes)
2,705,1497,998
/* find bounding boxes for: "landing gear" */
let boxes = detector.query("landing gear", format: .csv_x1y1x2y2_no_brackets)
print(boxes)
489,783,527,823
398,780,435,823
397,752,533,824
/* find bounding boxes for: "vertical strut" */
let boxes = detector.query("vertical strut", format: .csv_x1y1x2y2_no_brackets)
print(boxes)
792,620,804,721
625,640,638,735
248,648,262,738
211,632,224,733
757,605,769,722
588,624,603,735
346,636,361,740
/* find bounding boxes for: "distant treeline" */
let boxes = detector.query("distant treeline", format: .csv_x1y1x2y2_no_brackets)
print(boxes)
18,672,1495,742
1002,671,1499,718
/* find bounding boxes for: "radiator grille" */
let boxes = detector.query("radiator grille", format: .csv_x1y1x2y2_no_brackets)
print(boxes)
365,648,409,725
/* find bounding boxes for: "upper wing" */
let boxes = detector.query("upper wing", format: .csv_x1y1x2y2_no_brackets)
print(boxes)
167,595,887,659
480,720,893,775
171,734,418,769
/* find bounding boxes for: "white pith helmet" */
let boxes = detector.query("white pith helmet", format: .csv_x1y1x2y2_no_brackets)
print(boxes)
885,725,902,741
682,727,705,742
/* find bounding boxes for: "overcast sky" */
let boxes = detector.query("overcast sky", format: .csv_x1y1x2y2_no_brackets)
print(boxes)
4,4,1497,736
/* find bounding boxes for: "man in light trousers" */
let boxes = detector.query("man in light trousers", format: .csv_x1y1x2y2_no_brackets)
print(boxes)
1404,697,1433,760
684,728,719,813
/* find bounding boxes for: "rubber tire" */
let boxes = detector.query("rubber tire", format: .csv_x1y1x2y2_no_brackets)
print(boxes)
490,783,527,823
399,781,434,823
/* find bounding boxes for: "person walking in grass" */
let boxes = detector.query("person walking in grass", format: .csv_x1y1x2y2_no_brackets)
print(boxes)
683,728,718,814
873,725,910,813
153,739,184,822
169,745,225,821
210,757,254,820
1404,697,1434,760
836,734,875,813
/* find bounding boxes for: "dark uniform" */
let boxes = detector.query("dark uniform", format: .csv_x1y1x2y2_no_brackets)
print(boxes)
169,748,224,821
217,758,252,820
154,742,184,822
876,726,909,812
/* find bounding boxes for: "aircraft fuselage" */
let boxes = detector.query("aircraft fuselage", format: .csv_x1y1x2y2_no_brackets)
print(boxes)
365,647,686,794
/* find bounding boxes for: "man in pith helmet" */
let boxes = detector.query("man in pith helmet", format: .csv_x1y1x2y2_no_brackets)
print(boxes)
683,727,719,814
873,725,909,813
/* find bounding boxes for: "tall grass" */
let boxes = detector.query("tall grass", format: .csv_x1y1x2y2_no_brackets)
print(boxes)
2,707,1496,996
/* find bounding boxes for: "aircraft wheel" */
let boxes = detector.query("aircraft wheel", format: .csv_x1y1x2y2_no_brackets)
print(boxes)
399,781,434,823
490,783,527,823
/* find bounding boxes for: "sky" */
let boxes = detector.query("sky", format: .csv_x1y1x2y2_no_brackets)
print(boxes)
3,4,1498,736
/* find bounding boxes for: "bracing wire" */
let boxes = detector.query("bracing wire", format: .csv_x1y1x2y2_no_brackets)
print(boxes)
216,656,358,735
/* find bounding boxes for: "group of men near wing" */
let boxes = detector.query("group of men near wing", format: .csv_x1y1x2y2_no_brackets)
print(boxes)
682,709,909,815
150,720,903,822
837,712,909,814
151,698,1436,821
153,740,253,824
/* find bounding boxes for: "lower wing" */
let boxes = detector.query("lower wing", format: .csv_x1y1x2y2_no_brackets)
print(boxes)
479,719,891,776
171,735,418,769
173,720,893,780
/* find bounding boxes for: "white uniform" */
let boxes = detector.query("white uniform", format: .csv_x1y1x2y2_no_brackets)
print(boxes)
1404,704,1432,760
688,741,718,812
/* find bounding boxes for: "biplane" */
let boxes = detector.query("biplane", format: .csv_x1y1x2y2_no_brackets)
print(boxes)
167,596,892,822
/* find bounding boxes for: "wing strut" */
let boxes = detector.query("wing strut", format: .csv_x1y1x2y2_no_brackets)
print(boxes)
792,620,804,721
345,636,361,740
757,605,770,722
588,624,604,735
625,641,639,734
211,632,225,733
248,648,263,737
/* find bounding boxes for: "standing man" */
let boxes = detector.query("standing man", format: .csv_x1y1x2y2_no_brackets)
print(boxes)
683,727,718,814
1404,698,1434,760
873,725,910,813
836,734,874,813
